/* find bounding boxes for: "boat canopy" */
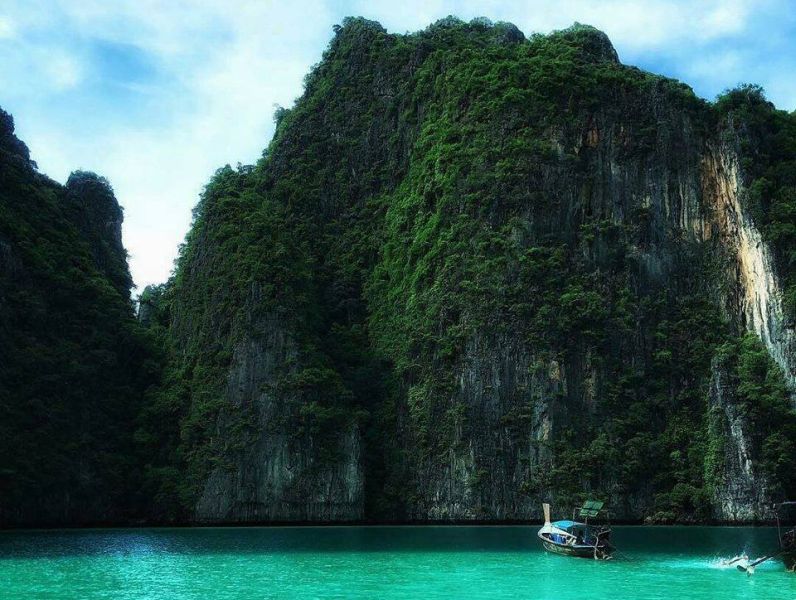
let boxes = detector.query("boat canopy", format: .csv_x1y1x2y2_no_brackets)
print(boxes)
578,500,605,518
552,520,577,530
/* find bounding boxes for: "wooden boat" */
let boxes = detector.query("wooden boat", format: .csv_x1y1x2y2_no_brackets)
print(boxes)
735,501,796,575
537,501,614,560
776,501,796,572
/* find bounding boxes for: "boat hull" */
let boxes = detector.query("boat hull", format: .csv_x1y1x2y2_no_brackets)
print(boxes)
783,551,796,572
538,534,614,559
536,508,615,560
540,539,607,558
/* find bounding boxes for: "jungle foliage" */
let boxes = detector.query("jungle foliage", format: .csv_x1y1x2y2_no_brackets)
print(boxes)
137,18,796,521
0,109,155,525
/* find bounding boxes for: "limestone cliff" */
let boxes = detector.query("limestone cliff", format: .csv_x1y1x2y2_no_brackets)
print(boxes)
141,19,796,524
702,138,796,396
194,314,363,522
0,108,149,527
4,19,794,528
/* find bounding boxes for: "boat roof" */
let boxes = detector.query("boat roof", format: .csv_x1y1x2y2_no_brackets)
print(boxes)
578,500,604,518
552,520,578,529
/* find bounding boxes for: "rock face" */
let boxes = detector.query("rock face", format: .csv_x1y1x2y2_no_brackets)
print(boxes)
708,356,772,521
141,19,796,524
409,333,557,520
195,315,363,522
702,140,796,396
698,139,796,520
418,111,796,523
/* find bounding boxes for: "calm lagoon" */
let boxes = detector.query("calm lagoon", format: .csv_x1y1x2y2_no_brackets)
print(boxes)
1,526,794,599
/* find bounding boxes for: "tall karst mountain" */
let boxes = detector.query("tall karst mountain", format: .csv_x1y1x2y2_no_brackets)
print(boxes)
137,18,796,524
2,17,795,527
0,109,154,526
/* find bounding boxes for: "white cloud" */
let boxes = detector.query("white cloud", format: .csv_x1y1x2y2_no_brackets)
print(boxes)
5,0,334,289
43,51,83,90
1,0,793,291
0,16,16,39
702,0,750,35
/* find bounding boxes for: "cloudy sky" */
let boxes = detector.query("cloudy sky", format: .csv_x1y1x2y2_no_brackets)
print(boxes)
1,0,794,292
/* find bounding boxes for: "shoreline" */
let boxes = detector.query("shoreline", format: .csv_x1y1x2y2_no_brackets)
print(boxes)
0,519,783,532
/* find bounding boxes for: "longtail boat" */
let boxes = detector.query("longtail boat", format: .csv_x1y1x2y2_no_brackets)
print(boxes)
735,501,796,575
537,500,615,560
776,501,796,572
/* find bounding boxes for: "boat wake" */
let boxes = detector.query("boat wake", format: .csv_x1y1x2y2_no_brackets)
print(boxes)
711,555,748,570
711,553,778,575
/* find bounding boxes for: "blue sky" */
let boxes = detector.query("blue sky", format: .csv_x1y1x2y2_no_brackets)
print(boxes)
1,0,795,291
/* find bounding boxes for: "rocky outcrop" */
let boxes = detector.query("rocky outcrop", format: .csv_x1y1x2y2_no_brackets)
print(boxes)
695,137,796,518
64,171,132,299
394,79,796,521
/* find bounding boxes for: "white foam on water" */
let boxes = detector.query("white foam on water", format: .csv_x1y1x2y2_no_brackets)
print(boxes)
709,555,748,570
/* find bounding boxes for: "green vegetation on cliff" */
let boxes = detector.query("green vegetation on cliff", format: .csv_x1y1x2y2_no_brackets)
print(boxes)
3,16,796,526
715,85,796,319
0,109,154,526
138,17,796,523
714,335,796,498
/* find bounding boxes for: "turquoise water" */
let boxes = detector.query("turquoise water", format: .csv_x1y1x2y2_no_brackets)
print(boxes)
1,526,794,599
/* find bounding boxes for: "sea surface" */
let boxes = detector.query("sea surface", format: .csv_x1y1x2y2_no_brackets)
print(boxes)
1,525,794,599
